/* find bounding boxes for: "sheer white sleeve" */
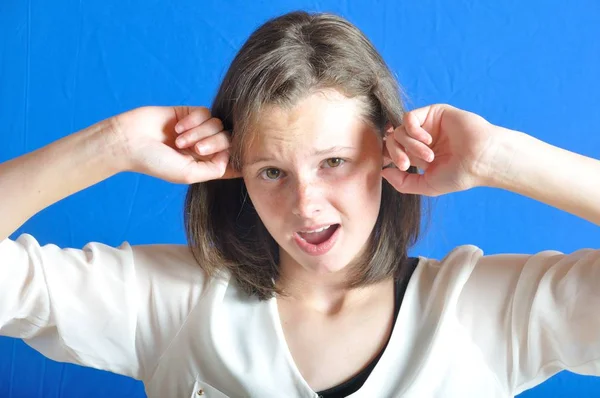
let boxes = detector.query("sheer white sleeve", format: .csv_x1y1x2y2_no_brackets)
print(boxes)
0,233,206,381
456,247,600,395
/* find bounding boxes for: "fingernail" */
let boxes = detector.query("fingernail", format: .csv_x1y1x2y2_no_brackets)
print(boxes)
176,137,186,147
196,144,209,155
175,124,183,134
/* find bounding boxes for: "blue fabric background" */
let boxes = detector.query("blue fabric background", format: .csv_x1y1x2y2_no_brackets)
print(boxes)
1,0,599,396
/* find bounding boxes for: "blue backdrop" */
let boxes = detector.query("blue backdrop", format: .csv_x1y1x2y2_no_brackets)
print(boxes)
1,0,599,397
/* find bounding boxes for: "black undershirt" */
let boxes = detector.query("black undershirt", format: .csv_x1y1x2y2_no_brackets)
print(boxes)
315,257,420,398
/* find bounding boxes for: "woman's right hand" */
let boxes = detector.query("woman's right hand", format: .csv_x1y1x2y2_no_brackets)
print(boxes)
112,106,240,184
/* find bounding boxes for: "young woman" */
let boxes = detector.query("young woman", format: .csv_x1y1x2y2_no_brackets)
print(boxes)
1,11,599,398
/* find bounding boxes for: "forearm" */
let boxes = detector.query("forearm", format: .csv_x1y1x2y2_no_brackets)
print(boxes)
0,119,126,241
484,127,600,225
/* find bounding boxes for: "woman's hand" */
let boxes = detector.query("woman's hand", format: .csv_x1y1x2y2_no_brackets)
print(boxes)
382,104,500,197
111,106,240,184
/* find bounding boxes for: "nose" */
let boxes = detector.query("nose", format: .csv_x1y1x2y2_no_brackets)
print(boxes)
291,179,323,219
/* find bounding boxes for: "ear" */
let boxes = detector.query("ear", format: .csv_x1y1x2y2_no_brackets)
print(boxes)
384,122,394,136
382,122,395,168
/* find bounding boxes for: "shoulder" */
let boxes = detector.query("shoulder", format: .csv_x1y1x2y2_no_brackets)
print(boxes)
10,234,235,305
125,242,234,298
411,244,569,298
128,243,208,281
411,244,484,288
411,244,600,327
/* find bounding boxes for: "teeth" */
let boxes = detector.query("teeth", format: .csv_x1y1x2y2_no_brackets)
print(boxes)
300,225,332,234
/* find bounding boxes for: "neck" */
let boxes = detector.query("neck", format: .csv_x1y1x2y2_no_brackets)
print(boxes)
275,249,387,316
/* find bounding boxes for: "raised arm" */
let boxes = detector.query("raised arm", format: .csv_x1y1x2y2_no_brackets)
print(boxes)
0,106,235,379
0,120,122,241
381,103,600,225
0,106,238,242
381,104,600,394
484,128,600,225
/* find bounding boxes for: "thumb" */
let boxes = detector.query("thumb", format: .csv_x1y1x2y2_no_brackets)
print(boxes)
382,167,434,196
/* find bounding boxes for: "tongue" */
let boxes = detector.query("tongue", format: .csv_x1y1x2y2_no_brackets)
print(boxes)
298,225,338,245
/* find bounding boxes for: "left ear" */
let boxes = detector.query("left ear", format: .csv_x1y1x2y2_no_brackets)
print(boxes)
384,122,394,136
382,122,395,168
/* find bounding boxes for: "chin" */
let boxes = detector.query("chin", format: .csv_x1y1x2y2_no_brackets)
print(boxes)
286,247,357,276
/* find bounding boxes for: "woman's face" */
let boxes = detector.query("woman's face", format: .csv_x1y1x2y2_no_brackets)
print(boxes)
242,89,384,275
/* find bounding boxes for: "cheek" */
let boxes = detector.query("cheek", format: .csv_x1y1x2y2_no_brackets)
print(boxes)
244,181,285,228
343,163,382,211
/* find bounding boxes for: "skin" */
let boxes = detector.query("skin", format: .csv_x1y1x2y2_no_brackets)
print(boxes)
161,96,600,390
2,48,598,392
92,95,599,392
241,89,398,389
242,90,385,310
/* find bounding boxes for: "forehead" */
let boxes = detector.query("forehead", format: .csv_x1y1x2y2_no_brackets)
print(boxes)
244,90,373,160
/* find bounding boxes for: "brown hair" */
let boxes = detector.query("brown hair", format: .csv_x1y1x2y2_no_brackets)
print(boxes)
184,11,425,300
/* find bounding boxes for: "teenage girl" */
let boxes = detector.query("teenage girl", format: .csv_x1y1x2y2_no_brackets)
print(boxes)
1,11,599,398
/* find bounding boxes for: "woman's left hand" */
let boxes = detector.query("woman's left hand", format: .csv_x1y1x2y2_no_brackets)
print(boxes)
382,104,500,197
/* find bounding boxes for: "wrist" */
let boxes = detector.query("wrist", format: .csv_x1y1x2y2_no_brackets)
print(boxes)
102,114,134,173
476,126,526,190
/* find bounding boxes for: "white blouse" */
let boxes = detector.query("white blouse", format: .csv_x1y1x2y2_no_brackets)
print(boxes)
1,233,600,397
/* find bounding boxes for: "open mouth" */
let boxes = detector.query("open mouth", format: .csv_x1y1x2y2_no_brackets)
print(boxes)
294,224,341,255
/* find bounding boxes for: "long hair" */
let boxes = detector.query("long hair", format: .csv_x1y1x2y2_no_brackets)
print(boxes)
184,11,424,300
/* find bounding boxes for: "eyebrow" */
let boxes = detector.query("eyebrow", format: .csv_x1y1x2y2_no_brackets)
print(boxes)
246,146,356,166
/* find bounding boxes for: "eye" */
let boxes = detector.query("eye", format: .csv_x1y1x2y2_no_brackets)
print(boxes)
325,158,345,168
261,168,282,180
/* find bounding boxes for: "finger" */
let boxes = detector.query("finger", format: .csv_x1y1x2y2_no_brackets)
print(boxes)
383,143,429,173
222,160,243,180
382,145,394,167
403,104,464,140
393,125,435,163
404,149,430,171
403,111,433,145
175,117,224,148
183,150,230,183
386,132,432,171
208,150,242,180
174,107,212,134
193,131,231,156
385,136,411,171
381,167,437,196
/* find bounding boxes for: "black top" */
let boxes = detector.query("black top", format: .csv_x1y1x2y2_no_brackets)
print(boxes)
316,257,420,398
